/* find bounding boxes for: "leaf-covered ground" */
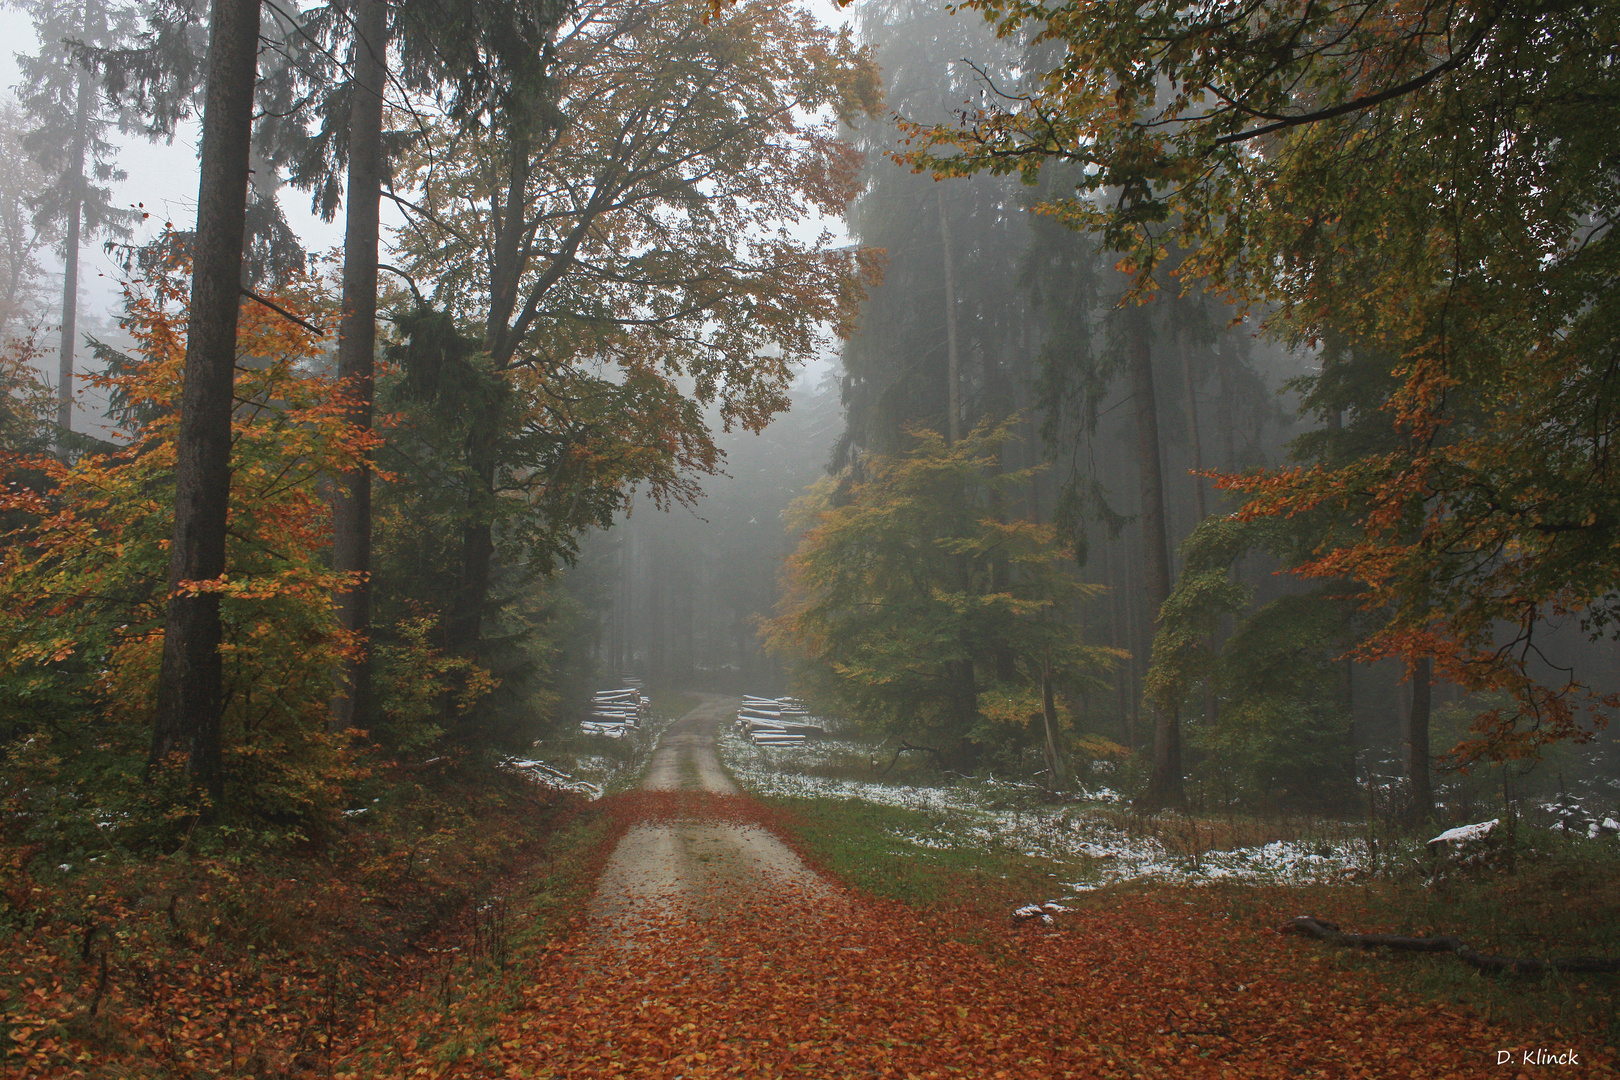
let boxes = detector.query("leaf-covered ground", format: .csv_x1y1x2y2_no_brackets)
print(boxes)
370,791,1616,1080
8,785,1615,1078
1,773,613,1079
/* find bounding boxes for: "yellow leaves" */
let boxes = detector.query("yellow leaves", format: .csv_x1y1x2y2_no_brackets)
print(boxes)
1072,732,1130,762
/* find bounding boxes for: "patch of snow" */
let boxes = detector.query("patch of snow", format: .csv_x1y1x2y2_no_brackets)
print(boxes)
1427,819,1497,849
719,727,1368,890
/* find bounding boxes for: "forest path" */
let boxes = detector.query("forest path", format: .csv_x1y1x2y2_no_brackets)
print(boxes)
588,693,836,932
380,696,1603,1079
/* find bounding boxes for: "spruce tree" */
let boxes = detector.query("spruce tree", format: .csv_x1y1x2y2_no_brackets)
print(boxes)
0,101,56,337
12,0,138,437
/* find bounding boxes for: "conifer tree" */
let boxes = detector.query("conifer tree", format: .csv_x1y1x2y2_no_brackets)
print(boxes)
0,101,56,338
12,0,138,436
836,0,1029,463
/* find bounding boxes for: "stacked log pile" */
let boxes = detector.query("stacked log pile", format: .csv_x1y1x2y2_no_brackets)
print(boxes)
581,682,648,738
735,696,823,746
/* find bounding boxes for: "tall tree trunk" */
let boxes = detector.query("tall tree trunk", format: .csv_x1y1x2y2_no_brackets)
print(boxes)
1346,657,1358,789
948,655,978,764
1407,656,1433,822
1179,323,1218,727
447,134,530,662
1218,336,1238,471
1041,659,1066,788
1179,325,1206,522
938,188,961,445
56,177,81,435
330,0,387,732
1103,537,1133,749
150,0,263,803
55,0,96,442
1131,308,1180,808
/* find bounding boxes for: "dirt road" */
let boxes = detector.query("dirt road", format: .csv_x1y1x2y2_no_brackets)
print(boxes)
589,693,834,929
369,694,1604,1079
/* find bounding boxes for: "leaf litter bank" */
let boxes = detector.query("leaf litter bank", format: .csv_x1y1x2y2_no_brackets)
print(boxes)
0,772,616,1079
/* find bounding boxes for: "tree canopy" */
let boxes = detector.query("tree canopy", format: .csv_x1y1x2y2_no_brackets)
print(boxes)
767,420,1117,764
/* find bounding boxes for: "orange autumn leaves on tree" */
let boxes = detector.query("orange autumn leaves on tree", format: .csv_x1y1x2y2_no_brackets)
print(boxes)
0,259,379,832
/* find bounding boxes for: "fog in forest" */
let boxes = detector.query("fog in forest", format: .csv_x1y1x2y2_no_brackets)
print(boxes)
558,0,1620,819
2,0,1614,822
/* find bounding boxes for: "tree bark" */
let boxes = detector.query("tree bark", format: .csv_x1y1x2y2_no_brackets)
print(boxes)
1406,656,1433,822
1131,308,1181,808
1103,538,1133,750
1040,659,1066,788
938,188,961,445
330,0,387,732
150,0,262,803
1178,325,1206,521
1179,323,1219,726
1217,336,1238,471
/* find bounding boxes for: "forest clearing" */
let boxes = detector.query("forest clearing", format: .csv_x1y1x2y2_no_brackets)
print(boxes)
3,0,1620,1075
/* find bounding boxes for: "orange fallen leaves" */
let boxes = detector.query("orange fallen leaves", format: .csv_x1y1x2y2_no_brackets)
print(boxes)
8,789,1616,1079
369,792,1617,1080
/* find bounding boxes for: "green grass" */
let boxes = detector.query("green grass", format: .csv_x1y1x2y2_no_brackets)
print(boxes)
769,795,1062,914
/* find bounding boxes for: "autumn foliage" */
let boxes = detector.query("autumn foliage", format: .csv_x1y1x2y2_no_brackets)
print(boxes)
0,260,377,839
766,420,1119,764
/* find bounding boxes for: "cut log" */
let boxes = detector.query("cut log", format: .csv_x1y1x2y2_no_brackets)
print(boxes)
751,730,806,745
1281,916,1620,975
878,741,945,776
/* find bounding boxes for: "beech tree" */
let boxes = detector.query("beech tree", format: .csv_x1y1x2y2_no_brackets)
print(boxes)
391,0,880,668
766,420,1116,766
0,262,378,839
908,0,1620,767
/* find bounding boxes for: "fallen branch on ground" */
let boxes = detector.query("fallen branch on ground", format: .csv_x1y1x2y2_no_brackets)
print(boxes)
1281,915,1620,975
879,741,945,776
